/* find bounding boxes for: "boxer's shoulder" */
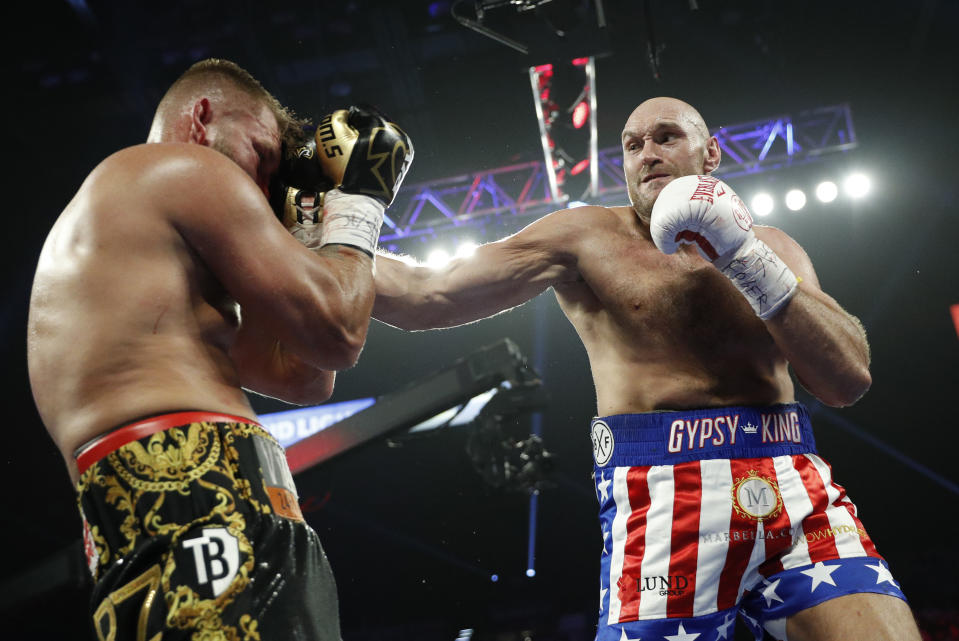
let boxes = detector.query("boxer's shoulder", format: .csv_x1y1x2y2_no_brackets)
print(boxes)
536,204,633,241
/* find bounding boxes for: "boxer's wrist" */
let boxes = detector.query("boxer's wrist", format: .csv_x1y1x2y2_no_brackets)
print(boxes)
288,220,325,250
319,189,385,257
716,235,799,320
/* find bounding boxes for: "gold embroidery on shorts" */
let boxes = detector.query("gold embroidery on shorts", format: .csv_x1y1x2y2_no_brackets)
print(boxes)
92,563,162,641
111,424,220,492
81,421,275,637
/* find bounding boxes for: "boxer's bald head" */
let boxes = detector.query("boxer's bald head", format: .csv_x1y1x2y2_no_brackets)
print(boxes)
621,97,720,223
624,97,711,147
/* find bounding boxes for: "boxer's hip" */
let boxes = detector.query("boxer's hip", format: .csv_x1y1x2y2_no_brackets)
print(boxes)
76,410,304,581
75,411,341,640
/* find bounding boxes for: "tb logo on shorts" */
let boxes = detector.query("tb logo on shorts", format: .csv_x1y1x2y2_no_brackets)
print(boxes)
591,420,614,467
181,527,239,597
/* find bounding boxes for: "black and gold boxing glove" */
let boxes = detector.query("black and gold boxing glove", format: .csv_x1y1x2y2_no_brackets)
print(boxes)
311,105,414,256
269,137,335,249
315,105,414,206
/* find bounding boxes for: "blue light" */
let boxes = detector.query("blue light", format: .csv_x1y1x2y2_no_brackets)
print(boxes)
526,568,536,578
490,574,499,582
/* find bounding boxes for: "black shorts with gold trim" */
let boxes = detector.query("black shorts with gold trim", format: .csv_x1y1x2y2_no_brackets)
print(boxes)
75,411,340,641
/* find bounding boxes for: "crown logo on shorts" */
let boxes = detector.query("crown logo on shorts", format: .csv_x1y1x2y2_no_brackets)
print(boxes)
741,422,759,434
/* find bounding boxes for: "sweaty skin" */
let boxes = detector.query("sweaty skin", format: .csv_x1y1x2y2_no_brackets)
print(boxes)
373,96,917,641
28,94,374,484
374,97,871,416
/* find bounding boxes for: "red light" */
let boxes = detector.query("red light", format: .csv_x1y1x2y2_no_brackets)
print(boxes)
572,100,589,129
571,159,590,175
533,63,553,75
951,304,959,339
571,57,589,66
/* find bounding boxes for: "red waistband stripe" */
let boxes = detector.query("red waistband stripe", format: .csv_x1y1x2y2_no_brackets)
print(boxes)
75,411,260,476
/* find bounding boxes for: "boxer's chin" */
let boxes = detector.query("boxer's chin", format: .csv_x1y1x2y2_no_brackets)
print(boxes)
628,189,654,224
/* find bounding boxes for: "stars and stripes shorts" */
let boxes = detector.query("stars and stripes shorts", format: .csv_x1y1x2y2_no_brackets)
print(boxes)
590,403,908,641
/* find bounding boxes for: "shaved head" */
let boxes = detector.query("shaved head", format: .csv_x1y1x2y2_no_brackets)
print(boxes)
620,97,720,223
624,97,710,145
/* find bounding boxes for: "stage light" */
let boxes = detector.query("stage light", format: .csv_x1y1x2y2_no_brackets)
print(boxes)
570,158,590,175
572,100,589,129
815,181,838,203
526,568,536,577
844,172,871,199
455,241,478,258
751,193,774,217
785,189,807,211
426,248,451,268
490,574,499,582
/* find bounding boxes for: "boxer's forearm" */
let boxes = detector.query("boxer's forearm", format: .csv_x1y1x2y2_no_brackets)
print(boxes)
373,244,567,330
373,254,513,330
765,286,872,407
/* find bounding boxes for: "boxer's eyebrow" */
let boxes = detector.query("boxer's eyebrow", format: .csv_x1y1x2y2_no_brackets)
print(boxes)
622,120,684,141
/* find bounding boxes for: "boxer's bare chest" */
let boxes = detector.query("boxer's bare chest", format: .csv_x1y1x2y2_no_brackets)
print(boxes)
560,216,773,363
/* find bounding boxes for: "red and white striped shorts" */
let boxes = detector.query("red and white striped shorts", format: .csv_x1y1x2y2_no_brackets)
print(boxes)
591,403,907,641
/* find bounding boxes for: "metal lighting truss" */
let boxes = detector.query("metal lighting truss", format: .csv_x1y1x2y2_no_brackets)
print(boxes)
380,103,857,244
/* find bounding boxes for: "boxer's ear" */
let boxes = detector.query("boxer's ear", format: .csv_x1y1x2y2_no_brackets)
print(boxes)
703,136,721,174
189,98,213,145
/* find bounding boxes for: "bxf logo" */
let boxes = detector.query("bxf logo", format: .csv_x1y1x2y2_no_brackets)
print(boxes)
181,528,239,597
591,420,614,466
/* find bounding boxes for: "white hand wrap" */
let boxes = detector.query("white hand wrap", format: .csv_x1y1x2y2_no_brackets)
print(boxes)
319,188,385,257
288,221,324,250
650,175,798,319
279,188,325,250
716,235,799,319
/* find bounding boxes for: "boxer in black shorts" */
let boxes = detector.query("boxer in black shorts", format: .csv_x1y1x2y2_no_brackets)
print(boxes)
77,412,339,641
27,58,411,639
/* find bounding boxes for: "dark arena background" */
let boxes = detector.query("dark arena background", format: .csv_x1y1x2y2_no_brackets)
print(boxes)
3,1,958,640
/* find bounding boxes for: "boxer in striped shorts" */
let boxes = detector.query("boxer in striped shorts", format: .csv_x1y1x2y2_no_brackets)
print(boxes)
592,404,905,640
373,96,920,640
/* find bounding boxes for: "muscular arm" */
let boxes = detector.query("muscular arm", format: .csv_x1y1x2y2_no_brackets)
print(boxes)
373,209,584,330
757,227,872,407
230,304,336,405
157,144,375,371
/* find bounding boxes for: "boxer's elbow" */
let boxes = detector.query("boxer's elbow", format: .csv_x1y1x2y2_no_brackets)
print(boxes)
816,366,872,408
284,371,336,406
289,302,370,370
317,321,368,370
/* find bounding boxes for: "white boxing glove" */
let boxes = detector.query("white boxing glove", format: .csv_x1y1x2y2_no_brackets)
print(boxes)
650,175,799,319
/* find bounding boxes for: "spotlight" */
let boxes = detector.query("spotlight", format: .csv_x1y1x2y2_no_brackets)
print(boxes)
815,181,838,203
785,189,807,211
570,158,590,175
844,173,872,199
455,241,478,258
572,100,589,129
490,574,499,582
426,248,451,268
526,568,536,578
751,193,774,217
